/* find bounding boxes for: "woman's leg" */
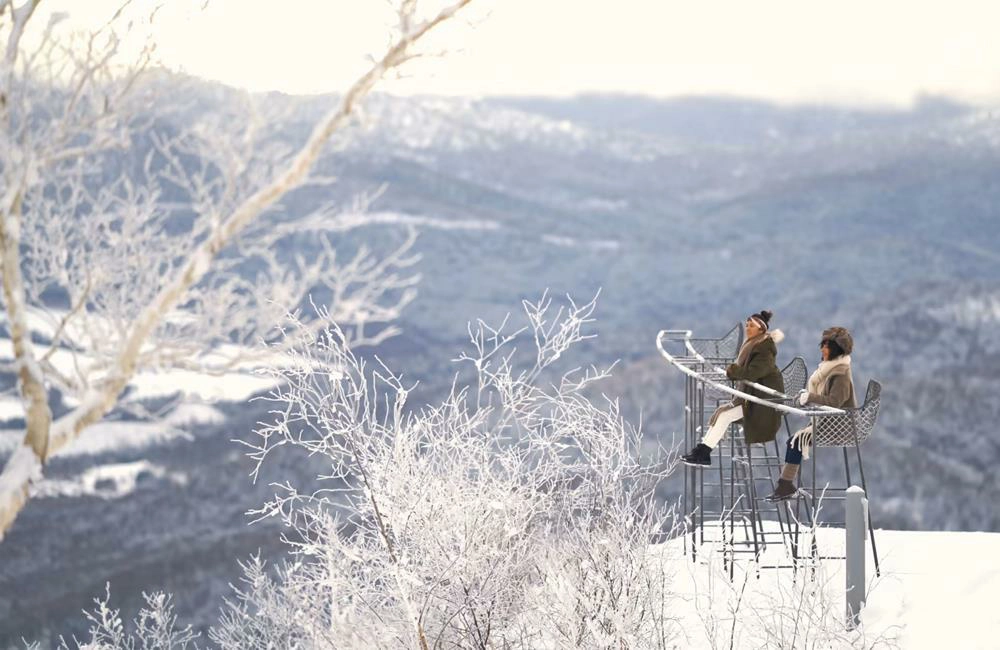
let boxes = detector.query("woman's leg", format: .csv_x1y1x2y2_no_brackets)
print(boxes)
768,425,811,500
780,425,810,481
683,403,744,466
702,404,744,448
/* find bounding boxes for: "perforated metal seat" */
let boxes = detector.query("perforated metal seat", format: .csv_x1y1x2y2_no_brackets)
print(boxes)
780,357,808,395
688,324,743,401
813,380,881,448
687,324,742,361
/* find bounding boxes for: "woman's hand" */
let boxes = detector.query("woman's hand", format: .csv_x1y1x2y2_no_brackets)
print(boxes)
797,390,810,406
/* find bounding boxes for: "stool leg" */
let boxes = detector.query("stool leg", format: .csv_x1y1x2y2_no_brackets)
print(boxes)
788,498,800,580
729,424,737,580
810,444,819,580
772,429,791,547
715,401,726,548
854,435,881,577
683,377,691,559
696,382,704,556
791,420,804,576
746,442,763,561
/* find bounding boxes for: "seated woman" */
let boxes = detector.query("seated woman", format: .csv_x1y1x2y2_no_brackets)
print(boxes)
767,326,856,502
682,310,785,467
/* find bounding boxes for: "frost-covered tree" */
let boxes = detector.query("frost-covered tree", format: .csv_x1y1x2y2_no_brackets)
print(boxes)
30,297,679,647
209,295,679,649
24,586,200,650
0,0,477,539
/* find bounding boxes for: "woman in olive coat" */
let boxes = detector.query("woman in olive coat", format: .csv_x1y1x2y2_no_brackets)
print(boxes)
682,310,785,467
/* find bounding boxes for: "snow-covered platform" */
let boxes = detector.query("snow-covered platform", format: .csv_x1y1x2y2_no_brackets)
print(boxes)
664,526,1000,649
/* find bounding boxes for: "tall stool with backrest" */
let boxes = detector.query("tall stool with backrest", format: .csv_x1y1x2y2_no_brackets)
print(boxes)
680,325,742,559
793,379,882,576
725,356,812,569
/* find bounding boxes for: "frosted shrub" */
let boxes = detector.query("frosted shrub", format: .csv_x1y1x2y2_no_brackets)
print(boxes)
214,294,680,649
23,587,199,650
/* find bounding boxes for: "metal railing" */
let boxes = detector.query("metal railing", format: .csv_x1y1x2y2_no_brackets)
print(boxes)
656,329,845,417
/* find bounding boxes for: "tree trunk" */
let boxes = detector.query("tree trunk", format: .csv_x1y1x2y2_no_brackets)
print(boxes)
0,199,53,540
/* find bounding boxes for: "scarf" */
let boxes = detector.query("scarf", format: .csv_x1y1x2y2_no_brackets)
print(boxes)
807,355,852,396
734,333,768,368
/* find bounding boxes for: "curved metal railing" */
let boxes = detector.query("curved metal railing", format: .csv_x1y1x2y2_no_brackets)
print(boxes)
656,329,845,417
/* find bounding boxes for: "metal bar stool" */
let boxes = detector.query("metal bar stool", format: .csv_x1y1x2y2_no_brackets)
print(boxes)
790,380,882,576
679,325,742,562
675,326,789,573
724,357,810,572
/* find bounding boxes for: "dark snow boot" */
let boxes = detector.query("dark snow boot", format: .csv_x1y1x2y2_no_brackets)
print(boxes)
766,479,798,502
681,443,712,467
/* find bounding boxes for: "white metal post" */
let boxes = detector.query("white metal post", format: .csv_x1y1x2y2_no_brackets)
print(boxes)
846,485,867,629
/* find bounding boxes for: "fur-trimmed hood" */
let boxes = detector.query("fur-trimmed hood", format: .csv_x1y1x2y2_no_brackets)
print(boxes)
769,329,785,345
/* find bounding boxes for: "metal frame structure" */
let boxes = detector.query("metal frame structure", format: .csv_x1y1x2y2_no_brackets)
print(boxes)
656,327,881,575
789,379,883,576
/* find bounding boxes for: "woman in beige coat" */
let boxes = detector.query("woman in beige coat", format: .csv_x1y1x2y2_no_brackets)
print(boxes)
766,326,856,501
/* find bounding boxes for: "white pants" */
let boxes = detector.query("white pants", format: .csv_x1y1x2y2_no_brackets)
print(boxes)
703,403,743,448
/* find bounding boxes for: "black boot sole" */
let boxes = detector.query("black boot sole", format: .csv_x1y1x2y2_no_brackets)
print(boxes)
681,459,711,468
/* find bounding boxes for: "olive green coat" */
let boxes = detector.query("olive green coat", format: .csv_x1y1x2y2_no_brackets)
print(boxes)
725,335,785,444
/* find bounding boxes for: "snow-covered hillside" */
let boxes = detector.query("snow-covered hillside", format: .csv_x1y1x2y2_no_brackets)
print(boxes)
665,526,1000,649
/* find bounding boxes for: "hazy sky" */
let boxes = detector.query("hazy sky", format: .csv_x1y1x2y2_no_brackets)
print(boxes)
45,0,1000,106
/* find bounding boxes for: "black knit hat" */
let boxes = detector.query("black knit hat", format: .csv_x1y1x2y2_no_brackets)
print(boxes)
749,310,773,331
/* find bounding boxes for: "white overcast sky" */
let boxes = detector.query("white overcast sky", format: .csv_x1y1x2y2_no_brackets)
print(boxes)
42,0,1000,106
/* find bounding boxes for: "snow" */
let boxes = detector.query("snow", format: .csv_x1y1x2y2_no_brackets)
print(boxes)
666,524,1000,649
541,234,621,252
867,530,1000,649
0,401,226,458
0,305,99,349
0,420,190,458
0,311,284,406
0,396,23,422
0,310,268,467
927,293,1000,327
294,211,501,234
32,460,186,499
126,367,276,403
0,445,41,507
163,403,226,428
575,197,629,212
